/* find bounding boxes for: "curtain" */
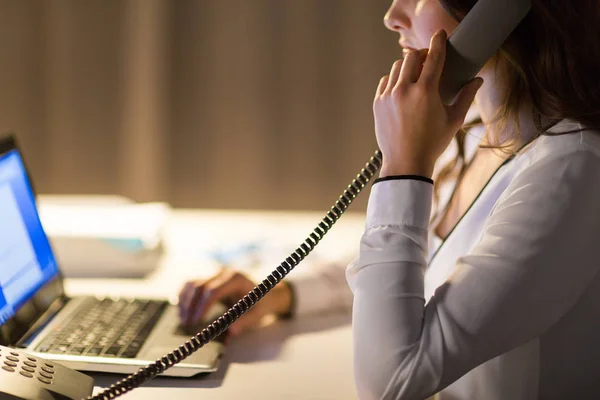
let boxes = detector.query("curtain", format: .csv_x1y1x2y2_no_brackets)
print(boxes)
0,0,398,211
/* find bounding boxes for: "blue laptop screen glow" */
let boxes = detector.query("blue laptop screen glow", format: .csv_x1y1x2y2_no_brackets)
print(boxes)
0,150,59,324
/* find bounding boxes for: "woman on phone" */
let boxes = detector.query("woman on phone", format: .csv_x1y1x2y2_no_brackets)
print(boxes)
349,0,600,399
180,0,600,398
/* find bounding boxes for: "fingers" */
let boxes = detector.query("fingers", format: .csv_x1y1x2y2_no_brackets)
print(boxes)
376,75,390,97
178,270,284,337
387,59,404,91
178,281,191,315
178,280,201,322
178,271,225,324
376,57,403,98
420,29,447,88
399,48,427,85
188,273,242,324
380,29,446,93
448,77,484,124
179,270,255,326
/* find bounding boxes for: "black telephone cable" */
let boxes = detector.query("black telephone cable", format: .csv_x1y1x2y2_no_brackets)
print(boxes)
87,149,382,400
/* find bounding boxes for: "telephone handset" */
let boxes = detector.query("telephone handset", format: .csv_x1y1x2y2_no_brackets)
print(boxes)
439,0,531,104
0,1,532,399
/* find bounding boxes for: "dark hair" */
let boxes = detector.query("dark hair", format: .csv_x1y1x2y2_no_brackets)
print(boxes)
432,0,600,212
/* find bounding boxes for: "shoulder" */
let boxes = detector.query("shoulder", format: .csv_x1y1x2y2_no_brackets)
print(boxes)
513,119,600,173
491,120,600,216
482,121,600,254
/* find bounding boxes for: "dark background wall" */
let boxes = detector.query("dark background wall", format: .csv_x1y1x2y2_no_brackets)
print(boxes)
0,0,399,211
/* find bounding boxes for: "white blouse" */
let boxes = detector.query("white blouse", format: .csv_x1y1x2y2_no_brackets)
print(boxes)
287,115,484,317
346,119,600,400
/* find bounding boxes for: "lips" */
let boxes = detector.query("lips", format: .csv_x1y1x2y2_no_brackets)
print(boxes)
399,42,417,55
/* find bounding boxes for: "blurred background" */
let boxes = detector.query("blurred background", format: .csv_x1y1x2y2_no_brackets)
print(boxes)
0,0,399,211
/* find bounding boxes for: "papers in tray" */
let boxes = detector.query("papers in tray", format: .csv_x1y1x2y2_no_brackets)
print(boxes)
37,195,170,278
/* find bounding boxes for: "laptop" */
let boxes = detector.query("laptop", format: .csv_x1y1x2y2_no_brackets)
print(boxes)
0,134,226,377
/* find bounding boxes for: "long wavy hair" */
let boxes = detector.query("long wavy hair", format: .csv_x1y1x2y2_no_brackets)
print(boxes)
432,0,600,214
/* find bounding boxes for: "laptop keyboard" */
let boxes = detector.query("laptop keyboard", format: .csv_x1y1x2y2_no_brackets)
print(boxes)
35,297,168,358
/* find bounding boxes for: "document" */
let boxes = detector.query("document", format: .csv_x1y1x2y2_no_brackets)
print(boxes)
37,196,170,278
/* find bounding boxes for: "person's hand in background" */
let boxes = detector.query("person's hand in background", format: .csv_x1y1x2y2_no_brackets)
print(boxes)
178,269,293,337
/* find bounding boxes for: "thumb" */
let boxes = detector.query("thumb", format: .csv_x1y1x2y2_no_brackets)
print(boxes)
448,77,483,125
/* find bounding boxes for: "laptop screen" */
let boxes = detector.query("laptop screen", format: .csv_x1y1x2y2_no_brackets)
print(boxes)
0,149,59,324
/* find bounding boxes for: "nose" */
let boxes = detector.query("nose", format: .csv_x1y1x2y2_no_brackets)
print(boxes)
383,0,410,32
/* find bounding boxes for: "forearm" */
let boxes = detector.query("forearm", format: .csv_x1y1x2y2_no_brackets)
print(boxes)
347,179,436,400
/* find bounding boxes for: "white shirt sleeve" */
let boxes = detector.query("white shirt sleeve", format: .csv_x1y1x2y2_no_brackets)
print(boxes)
285,119,484,318
346,145,600,399
287,258,355,316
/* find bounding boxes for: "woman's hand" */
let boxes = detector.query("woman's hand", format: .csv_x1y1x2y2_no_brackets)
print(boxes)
374,29,483,178
178,269,293,336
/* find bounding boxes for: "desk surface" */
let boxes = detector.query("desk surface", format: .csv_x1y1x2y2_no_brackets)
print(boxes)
64,208,366,399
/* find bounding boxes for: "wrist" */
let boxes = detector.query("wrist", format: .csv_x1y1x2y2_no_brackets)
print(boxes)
379,160,434,179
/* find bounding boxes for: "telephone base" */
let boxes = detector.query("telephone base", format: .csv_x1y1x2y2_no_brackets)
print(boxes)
0,345,94,400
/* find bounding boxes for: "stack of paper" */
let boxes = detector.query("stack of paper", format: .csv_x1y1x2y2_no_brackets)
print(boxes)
37,195,170,278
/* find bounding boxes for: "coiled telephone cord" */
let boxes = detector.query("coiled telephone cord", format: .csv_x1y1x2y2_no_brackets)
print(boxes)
88,150,382,400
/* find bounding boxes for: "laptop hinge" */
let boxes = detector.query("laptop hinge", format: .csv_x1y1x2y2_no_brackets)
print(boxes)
15,295,70,348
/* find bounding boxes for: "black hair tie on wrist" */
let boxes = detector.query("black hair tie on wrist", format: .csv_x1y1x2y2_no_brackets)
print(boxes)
374,175,434,185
